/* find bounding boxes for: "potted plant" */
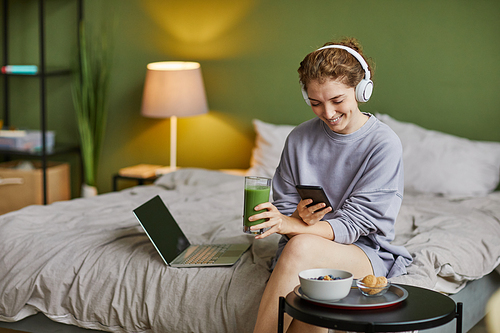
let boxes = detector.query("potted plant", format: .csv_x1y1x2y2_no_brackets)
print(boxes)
72,22,111,197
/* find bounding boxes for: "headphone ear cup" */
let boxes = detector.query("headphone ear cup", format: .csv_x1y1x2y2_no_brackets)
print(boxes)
355,79,373,102
300,81,311,106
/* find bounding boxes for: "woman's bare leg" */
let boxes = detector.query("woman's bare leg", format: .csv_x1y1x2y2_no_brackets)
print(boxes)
253,234,373,333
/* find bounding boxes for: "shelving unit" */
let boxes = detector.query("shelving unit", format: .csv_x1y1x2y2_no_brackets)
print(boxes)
1,0,83,204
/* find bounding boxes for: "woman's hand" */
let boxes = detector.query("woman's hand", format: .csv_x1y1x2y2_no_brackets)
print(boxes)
295,199,332,225
248,202,306,239
249,201,335,241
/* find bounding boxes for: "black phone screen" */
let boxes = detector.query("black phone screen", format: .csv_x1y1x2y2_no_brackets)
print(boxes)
295,185,332,209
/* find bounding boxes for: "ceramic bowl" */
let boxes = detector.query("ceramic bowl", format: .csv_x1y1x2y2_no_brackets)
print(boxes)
356,279,391,297
298,268,353,301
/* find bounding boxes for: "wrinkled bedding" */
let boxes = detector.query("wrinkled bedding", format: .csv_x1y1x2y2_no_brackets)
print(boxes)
1,168,500,332
390,191,500,293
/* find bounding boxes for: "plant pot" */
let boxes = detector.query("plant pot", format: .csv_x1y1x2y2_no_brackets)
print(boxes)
81,183,98,198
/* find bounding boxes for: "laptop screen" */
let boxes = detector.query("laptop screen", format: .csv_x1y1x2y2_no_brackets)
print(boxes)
133,195,190,263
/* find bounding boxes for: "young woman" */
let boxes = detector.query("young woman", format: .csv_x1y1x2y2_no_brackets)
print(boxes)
250,37,413,333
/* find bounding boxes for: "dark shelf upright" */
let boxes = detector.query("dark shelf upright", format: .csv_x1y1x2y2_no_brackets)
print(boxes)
38,0,48,204
2,0,9,128
1,0,83,205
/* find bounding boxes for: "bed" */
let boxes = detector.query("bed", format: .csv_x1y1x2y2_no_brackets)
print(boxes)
1,114,500,333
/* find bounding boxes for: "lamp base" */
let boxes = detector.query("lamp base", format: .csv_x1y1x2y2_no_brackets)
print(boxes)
155,166,179,176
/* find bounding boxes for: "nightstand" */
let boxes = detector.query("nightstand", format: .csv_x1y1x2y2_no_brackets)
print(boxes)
112,173,159,191
112,164,165,191
112,165,248,191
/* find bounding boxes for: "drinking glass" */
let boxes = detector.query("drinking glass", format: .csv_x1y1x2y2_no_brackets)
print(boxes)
243,176,271,235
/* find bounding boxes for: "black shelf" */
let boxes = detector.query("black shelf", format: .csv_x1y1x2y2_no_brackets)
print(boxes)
0,143,80,156
1,0,83,204
0,69,72,77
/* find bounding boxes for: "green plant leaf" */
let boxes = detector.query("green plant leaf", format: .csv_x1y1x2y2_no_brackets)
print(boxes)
71,21,112,189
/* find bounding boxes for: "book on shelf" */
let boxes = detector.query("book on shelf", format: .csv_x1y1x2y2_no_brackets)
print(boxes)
0,130,27,137
1,65,38,75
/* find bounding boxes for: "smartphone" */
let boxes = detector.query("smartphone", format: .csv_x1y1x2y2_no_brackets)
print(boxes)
295,185,332,210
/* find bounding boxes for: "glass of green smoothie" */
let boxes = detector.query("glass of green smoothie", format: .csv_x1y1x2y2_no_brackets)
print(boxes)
243,176,271,235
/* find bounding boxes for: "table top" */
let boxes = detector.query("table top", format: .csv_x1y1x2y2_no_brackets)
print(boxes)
284,284,458,332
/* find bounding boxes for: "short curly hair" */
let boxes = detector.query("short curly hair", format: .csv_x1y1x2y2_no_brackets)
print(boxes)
298,37,374,92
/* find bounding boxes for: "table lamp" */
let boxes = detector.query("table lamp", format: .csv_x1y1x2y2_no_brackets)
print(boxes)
141,61,209,172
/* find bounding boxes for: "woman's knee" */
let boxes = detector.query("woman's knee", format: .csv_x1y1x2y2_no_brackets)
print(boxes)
280,234,320,263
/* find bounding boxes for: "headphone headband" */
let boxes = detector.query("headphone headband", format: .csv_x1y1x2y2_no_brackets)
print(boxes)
316,45,371,81
301,44,374,104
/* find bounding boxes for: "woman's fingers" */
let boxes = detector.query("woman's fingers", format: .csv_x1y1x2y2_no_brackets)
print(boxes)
247,200,332,238
248,203,302,238
254,225,280,239
298,201,332,225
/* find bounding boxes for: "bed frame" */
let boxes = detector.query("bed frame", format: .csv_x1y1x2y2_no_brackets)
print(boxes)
1,270,498,333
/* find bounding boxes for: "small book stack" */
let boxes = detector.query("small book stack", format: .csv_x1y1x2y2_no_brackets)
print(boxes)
1,65,38,75
0,129,55,152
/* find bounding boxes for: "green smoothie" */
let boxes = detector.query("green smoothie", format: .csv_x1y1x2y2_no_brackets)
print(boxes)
243,186,270,227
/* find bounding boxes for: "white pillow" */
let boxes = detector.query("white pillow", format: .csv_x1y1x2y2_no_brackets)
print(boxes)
247,119,295,178
376,113,500,196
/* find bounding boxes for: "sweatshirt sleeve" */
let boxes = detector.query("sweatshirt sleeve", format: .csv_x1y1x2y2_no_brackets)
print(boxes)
271,142,302,216
327,138,404,245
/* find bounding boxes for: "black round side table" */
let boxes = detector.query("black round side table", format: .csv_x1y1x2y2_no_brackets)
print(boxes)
278,284,462,333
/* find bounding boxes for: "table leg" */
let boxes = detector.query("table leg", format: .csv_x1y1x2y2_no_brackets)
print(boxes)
113,175,118,191
456,302,463,333
278,296,285,333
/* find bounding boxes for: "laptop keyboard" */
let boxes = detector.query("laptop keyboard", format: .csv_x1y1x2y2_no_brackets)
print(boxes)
182,244,230,265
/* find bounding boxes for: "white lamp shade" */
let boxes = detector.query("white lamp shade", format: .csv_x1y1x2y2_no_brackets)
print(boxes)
141,61,209,118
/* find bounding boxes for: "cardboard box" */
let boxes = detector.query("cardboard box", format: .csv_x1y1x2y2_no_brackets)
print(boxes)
0,160,70,215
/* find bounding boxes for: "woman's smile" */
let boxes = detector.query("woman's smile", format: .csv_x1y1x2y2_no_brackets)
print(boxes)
306,79,367,134
327,114,343,125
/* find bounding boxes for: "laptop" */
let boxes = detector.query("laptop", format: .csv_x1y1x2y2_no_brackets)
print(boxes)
133,195,250,267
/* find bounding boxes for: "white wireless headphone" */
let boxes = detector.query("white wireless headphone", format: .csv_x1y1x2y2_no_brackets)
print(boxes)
300,45,374,104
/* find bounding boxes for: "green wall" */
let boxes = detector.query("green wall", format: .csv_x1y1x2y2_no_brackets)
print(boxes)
3,0,500,195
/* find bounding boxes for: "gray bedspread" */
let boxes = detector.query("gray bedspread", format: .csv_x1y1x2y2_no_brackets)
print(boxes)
1,168,499,332
390,191,500,293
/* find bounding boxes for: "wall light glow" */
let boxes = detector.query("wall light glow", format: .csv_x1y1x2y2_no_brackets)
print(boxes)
142,0,259,59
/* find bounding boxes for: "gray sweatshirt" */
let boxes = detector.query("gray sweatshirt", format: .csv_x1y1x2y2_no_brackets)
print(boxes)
272,114,412,278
